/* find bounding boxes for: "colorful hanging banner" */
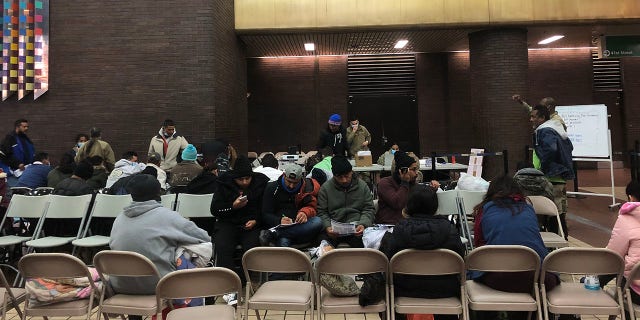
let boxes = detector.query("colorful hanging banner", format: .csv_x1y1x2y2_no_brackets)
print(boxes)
33,0,46,99
2,0,18,101
17,0,34,100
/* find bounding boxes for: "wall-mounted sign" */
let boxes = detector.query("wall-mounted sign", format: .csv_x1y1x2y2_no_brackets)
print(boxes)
599,35,640,58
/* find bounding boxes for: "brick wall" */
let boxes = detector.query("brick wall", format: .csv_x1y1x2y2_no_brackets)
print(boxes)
0,1,244,164
622,58,640,151
416,53,449,154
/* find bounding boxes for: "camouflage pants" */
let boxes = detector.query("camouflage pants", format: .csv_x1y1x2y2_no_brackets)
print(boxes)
549,183,569,240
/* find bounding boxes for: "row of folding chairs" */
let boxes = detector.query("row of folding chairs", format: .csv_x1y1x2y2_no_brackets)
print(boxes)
6,246,639,320
0,193,215,257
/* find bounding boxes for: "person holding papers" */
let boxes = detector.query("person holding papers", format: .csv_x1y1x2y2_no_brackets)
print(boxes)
260,163,322,247
317,155,375,248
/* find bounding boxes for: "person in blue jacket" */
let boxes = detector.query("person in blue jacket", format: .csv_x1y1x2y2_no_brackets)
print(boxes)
0,119,35,186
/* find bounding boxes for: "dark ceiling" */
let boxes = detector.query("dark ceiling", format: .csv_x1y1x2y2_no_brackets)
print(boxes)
239,23,640,57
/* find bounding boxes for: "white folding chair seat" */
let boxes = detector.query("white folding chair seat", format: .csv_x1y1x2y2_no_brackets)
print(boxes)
25,194,92,252
0,195,49,247
72,194,132,248
527,196,569,248
176,193,214,218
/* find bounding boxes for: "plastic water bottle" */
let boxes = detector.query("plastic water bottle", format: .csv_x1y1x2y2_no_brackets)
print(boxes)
584,275,600,290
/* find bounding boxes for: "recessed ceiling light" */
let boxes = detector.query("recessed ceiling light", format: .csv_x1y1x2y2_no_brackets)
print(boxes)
304,43,315,51
538,35,565,45
394,40,409,49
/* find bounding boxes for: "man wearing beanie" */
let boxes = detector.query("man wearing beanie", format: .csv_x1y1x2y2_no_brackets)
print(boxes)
260,163,322,247
375,151,420,224
168,144,202,192
110,174,210,301
317,155,374,248
211,155,269,282
148,119,189,171
317,113,348,157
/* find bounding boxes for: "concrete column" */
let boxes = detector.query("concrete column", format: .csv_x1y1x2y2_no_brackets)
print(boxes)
469,28,529,178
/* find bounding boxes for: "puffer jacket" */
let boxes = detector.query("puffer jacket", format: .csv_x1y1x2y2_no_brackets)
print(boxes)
607,202,640,295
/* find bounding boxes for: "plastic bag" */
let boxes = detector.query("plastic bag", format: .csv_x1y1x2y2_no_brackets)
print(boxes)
362,225,393,249
456,172,489,191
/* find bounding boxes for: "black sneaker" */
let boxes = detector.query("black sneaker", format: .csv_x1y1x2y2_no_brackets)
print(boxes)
259,230,275,246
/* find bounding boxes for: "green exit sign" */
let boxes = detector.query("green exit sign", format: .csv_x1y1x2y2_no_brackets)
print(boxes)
600,35,640,58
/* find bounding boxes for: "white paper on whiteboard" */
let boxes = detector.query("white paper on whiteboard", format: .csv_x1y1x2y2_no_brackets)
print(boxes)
556,104,609,158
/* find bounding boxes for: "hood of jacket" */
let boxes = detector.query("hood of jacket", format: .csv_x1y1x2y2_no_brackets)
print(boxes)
620,202,640,216
123,200,163,218
536,119,568,139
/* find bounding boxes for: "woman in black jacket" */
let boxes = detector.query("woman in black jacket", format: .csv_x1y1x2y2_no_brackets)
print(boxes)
381,185,464,320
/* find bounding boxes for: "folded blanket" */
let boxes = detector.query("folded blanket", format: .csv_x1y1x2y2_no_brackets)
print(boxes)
26,267,102,306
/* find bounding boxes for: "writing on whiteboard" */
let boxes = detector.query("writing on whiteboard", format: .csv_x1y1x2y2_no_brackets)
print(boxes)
556,105,609,158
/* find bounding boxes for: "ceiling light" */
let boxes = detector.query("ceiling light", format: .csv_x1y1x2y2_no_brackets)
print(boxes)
538,35,565,45
394,40,409,49
304,43,315,51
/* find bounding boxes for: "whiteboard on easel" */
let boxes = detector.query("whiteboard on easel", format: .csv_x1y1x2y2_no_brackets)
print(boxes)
556,104,609,158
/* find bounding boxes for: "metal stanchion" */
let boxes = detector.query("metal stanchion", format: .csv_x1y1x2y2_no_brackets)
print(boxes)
502,149,509,175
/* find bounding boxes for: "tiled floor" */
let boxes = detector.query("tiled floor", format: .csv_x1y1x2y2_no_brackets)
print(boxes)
4,169,632,319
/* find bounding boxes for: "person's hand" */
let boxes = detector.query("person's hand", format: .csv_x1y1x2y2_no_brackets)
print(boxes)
355,225,365,236
232,194,248,209
429,180,441,189
244,220,257,230
295,212,307,223
18,163,25,171
326,227,338,238
281,216,293,225
512,94,523,104
362,140,369,147
399,169,412,183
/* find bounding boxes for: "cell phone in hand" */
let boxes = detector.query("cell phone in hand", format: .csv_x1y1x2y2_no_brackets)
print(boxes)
238,195,248,201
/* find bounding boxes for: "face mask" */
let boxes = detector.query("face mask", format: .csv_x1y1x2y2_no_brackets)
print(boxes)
391,149,396,155
76,142,85,148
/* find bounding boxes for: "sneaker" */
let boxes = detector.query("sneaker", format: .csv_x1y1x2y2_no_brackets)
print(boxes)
259,230,275,246
224,293,237,306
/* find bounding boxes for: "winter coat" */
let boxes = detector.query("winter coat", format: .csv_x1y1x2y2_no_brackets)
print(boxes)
105,159,146,188
607,202,640,295
168,161,202,187
211,172,269,226
75,139,116,170
317,126,348,156
17,163,52,188
109,200,210,294
533,120,574,180
185,171,218,195
262,177,320,228
53,177,94,196
0,131,34,175
317,176,374,228
148,130,189,171
381,213,465,298
346,125,371,157
375,175,411,224
47,168,73,188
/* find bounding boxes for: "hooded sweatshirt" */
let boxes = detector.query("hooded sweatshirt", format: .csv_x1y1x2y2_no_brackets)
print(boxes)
109,200,210,294
533,119,574,180
105,159,146,188
607,202,640,295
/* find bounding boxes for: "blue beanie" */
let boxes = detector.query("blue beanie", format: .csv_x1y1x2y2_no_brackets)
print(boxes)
328,114,342,125
181,144,198,161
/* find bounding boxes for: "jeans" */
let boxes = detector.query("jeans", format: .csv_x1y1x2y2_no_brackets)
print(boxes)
275,216,323,247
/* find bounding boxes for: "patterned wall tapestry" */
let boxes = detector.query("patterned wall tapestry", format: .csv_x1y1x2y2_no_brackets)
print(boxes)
2,0,47,101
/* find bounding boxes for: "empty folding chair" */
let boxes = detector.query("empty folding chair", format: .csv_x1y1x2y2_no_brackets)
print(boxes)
161,193,176,210
93,250,162,320
72,194,132,250
316,248,389,320
18,253,99,320
242,247,315,320
25,194,92,254
527,195,569,248
390,249,467,320
465,245,542,320
0,194,49,263
176,193,214,219
156,267,241,320
0,268,25,320
540,247,626,320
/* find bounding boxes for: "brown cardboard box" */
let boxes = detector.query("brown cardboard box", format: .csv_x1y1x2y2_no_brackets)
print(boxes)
355,151,373,167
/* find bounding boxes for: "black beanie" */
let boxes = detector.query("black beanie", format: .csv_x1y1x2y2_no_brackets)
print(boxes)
126,174,161,202
231,155,253,178
73,161,94,180
140,166,158,178
394,151,416,169
331,155,352,176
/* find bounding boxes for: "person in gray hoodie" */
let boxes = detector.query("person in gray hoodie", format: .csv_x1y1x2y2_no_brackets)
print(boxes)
109,174,210,296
